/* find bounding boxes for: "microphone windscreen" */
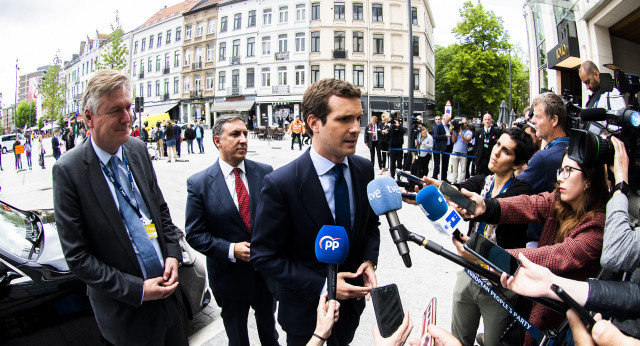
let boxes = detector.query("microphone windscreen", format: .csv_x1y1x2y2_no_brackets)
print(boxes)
416,185,448,221
315,225,350,264
367,177,402,216
579,108,607,122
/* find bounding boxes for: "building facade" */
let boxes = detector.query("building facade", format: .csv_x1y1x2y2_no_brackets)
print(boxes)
525,0,640,107
181,0,220,125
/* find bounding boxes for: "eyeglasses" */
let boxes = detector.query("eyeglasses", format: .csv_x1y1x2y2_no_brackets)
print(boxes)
556,166,583,179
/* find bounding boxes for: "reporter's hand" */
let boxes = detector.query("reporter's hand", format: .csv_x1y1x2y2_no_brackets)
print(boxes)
336,272,372,300
356,261,377,301
451,234,479,263
409,324,463,346
610,137,629,185
419,176,442,190
455,189,485,218
313,293,340,341
569,311,640,346
234,241,251,262
373,311,413,346
499,253,555,299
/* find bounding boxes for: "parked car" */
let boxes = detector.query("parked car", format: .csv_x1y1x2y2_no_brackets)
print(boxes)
0,133,26,154
0,200,211,344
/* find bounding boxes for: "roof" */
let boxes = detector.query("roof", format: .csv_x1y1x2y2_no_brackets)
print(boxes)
140,0,201,29
186,0,220,14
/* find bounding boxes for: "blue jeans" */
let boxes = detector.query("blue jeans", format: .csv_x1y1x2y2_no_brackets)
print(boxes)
187,140,194,154
196,137,204,153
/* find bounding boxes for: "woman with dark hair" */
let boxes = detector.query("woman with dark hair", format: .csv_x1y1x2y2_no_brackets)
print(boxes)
458,149,609,345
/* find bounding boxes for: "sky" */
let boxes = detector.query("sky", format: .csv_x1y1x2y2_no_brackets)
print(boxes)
0,0,528,109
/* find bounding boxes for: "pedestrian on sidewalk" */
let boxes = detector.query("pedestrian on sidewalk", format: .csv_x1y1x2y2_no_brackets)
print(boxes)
37,135,45,169
13,138,23,170
52,128,62,161
185,124,195,154
195,122,205,154
24,137,33,170
165,120,177,163
289,115,304,150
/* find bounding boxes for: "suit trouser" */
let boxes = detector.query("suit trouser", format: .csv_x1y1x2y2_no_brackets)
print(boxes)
389,150,403,178
368,141,382,169
219,273,279,346
475,156,491,176
449,154,467,184
175,138,181,156
432,152,441,178
441,145,453,181
418,154,431,178
451,271,518,346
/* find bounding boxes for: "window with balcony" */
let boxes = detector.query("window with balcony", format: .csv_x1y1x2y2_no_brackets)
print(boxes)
148,57,152,72
334,2,345,19
247,37,255,57
164,53,170,73
295,32,305,52
184,78,189,93
372,4,383,22
207,44,214,61
219,42,226,60
140,60,144,77
412,36,419,56
262,68,270,87
164,78,169,95
157,33,162,47
278,34,287,53
353,65,364,86
233,14,241,30
413,69,419,90
263,9,272,25
176,26,181,41
218,71,226,90
220,16,228,32
195,47,202,65
232,70,240,89
141,38,146,52
246,68,255,88
208,18,216,34
334,31,345,53
156,55,161,71
195,75,201,93
174,50,180,67
248,10,256,27
196,22,204,36
353,3,363,20
206,72,213,89
334,65,345,80
353,31,364,52
147,81,152,97
278,66,287,85
279,6,288,23
185,25,192,39
296,4,305,21
149,35,154,49
311,3,320,20
262,36,271,55
295,65,305,85
311,32,320,52
412,7,418,24
374,67,384,88
140,84,144,97
155,80,160,96
373,34,384,54
184,49,191,66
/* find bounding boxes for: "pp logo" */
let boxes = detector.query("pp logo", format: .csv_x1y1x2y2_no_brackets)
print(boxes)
319,236,341,250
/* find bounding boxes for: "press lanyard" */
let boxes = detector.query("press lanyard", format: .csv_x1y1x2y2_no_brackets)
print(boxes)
477,176,515,237
99,153,142,219
544,137,569,150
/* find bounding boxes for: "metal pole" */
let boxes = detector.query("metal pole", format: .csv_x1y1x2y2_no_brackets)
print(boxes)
407,0,414,146
15,59,19,131
508,49,512,112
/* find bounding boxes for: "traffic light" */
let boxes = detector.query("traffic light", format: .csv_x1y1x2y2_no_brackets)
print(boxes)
135,97,144,112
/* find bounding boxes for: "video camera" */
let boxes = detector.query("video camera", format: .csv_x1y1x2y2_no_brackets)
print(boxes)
451,119,462,132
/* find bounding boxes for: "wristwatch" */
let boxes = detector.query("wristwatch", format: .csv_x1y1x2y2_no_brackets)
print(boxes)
364,260,377,271
612,181,630,197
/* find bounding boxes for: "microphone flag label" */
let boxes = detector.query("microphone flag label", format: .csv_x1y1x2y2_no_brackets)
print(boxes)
315,225,349,264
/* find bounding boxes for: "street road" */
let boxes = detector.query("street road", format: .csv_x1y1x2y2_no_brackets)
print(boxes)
0,130,465,345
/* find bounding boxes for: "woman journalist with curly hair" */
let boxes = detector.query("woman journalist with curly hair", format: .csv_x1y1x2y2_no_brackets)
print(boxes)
456,150,609,345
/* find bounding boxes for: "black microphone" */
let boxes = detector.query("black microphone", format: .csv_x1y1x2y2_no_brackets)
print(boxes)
580,108,608,122
367,177,412,268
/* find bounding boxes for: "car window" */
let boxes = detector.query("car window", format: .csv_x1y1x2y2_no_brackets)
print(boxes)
0,203,38,259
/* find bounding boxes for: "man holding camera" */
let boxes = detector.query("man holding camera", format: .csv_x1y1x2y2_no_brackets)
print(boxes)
449,119,472,184
579,60,626,111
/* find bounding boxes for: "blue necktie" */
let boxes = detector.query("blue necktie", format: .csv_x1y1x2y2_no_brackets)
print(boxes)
332,164,351,234
109,156,164,279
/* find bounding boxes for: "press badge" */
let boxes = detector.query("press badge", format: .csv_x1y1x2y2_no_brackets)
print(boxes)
144,220,158,239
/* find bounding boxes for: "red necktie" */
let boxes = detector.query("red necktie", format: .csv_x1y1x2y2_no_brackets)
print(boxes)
233,168,251,231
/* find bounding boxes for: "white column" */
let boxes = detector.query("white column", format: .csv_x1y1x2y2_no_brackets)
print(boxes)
205,101,211,126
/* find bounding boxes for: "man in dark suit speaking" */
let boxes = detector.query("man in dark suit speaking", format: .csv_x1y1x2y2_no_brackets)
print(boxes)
185,114,278,346
52,70,187,345
251,79,380,345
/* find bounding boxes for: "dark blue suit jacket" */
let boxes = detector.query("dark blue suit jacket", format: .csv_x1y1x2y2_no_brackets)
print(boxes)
432,122,448,151
250,150,380,334
185,159,273,301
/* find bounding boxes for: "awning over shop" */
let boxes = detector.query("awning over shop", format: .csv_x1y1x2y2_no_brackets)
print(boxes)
142,102,179,116
211,100,255,112
40,123,60,131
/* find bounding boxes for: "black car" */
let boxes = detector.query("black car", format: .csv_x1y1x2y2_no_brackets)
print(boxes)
0,201,211,345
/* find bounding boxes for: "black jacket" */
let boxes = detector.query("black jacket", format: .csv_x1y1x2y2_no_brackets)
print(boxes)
184,128,196,141
585,279,640,320
389,123,407,148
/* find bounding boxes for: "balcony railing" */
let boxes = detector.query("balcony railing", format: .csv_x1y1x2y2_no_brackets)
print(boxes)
190,89,203,98
230,56,241,65
274,51,289,61
163,67,170,74
192,61,203,70
138,71,144,79
272,85,290,94
227,86,241,96
163,93,170,101
332,49,347,59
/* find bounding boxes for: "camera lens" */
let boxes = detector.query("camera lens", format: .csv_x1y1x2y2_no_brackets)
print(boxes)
568,129,613,166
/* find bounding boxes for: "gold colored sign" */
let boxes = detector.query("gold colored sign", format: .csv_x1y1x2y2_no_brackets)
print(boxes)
556,44,568,59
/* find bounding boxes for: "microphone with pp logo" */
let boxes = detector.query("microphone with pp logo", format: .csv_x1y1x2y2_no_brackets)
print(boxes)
416,185,464,241
315,225,350,301
367,177,412,268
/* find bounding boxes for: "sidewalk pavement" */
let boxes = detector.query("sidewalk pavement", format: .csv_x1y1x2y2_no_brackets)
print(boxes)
0,130,468,345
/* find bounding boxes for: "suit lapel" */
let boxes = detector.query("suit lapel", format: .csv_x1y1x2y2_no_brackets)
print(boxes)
83,139,141,271
209,160,249,233
297,151,334,231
